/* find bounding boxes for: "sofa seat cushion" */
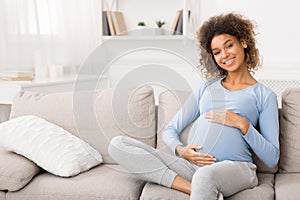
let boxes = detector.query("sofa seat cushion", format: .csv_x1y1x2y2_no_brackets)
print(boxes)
0,147,40,192
226,173,274,200
275,173,300,200
6,165,145,200
140,173,274,200
140,182,189,200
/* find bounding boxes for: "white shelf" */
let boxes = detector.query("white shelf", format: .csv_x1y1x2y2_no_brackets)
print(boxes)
102,35,185,41
0,75,104,87
0,74,109,104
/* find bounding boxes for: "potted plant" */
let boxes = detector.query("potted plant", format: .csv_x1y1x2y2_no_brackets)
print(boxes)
137,21,147,36
155,20,165,35
155,20,165,28
137,21,146,28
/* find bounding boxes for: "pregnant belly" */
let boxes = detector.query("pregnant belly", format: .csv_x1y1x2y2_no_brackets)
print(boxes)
187,115,250,162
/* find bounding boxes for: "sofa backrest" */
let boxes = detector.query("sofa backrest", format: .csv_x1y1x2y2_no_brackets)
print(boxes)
279,88,300,173
10,85,156,164
156,89,191,153
156,89,278,173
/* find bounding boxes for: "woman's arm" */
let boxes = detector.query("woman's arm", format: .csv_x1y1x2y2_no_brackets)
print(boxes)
162,84,217,166
243,92,280,168
162,88,201,155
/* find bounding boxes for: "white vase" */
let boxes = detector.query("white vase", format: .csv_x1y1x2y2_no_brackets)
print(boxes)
155,28,164,35
134,26,146,36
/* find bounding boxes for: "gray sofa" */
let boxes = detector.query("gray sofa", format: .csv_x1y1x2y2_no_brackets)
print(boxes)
0,85,299,200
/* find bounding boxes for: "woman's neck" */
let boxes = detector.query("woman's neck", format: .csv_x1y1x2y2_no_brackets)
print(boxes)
223,70,256,85
221,70,257,91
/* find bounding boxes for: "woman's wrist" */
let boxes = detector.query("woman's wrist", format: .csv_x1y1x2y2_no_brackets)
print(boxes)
239,119,250,135
175,145,184,157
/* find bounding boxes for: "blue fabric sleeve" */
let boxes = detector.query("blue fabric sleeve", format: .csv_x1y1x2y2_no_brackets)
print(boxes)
243,92,280,168
162,84,203,155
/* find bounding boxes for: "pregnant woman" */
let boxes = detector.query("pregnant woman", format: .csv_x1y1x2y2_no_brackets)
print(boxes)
108,12,279,199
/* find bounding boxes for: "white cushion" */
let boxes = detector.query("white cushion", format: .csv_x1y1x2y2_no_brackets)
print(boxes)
0,115,102,177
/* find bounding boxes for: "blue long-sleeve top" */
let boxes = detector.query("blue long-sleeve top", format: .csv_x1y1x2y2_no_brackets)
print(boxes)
162,78,280,168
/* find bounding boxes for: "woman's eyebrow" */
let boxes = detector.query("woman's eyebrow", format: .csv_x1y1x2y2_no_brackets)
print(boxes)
211,39,233,51
224,39,232,45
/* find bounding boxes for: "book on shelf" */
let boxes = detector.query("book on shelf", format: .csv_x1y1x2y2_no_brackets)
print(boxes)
111,11,127,35
102,11,127,36
171,10,182,34
0,71,34,81
106,11,116,36
102,11,111,36
174,10,183,35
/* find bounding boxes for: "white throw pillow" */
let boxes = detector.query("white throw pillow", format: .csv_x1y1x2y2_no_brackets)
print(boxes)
0,115,102,177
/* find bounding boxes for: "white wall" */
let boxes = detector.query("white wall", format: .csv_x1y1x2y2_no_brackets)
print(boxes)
109,0,300,80
116,0,182,31
198,0,300,80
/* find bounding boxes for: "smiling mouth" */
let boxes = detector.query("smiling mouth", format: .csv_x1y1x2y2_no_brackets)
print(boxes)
223,58,235,66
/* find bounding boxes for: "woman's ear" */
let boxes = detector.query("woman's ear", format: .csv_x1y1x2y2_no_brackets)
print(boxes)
241,40,247,48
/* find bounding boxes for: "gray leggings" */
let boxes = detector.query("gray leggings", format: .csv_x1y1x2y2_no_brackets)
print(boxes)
108,136,258,200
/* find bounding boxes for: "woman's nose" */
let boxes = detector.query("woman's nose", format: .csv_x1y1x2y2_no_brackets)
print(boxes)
221,50,229,58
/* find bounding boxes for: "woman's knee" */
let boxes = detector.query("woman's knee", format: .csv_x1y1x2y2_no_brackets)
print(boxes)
109,135,125,147
108,135,127,161
192,166,216,188
191,167,219,199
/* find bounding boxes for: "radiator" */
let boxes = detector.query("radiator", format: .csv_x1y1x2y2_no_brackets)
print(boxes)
258,79,300,108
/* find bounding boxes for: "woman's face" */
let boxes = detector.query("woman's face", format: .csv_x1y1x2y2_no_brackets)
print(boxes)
210,34,247,73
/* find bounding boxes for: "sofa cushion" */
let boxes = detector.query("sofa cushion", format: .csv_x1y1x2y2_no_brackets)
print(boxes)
279,88,300,172
0,115,102,177
226,173,274,200
156,89,190,153
156,89,278,173
275,173,300,200
6,165,145,200
140,182,189,200
10,85,156,164
0,147,40,191
140,173,274,200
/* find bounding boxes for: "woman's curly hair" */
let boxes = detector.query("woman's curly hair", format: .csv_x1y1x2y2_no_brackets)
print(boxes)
196,12,261,80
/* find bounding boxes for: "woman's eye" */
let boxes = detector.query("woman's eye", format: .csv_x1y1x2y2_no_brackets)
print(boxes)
226,44,233,49
213,51,220,56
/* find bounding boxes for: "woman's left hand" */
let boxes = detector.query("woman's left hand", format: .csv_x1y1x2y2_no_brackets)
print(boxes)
204,110,250,135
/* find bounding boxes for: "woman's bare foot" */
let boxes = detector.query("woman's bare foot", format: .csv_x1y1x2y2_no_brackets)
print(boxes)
171,175,191,195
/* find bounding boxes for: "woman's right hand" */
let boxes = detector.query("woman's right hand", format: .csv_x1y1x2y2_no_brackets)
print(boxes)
176,144,216,166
